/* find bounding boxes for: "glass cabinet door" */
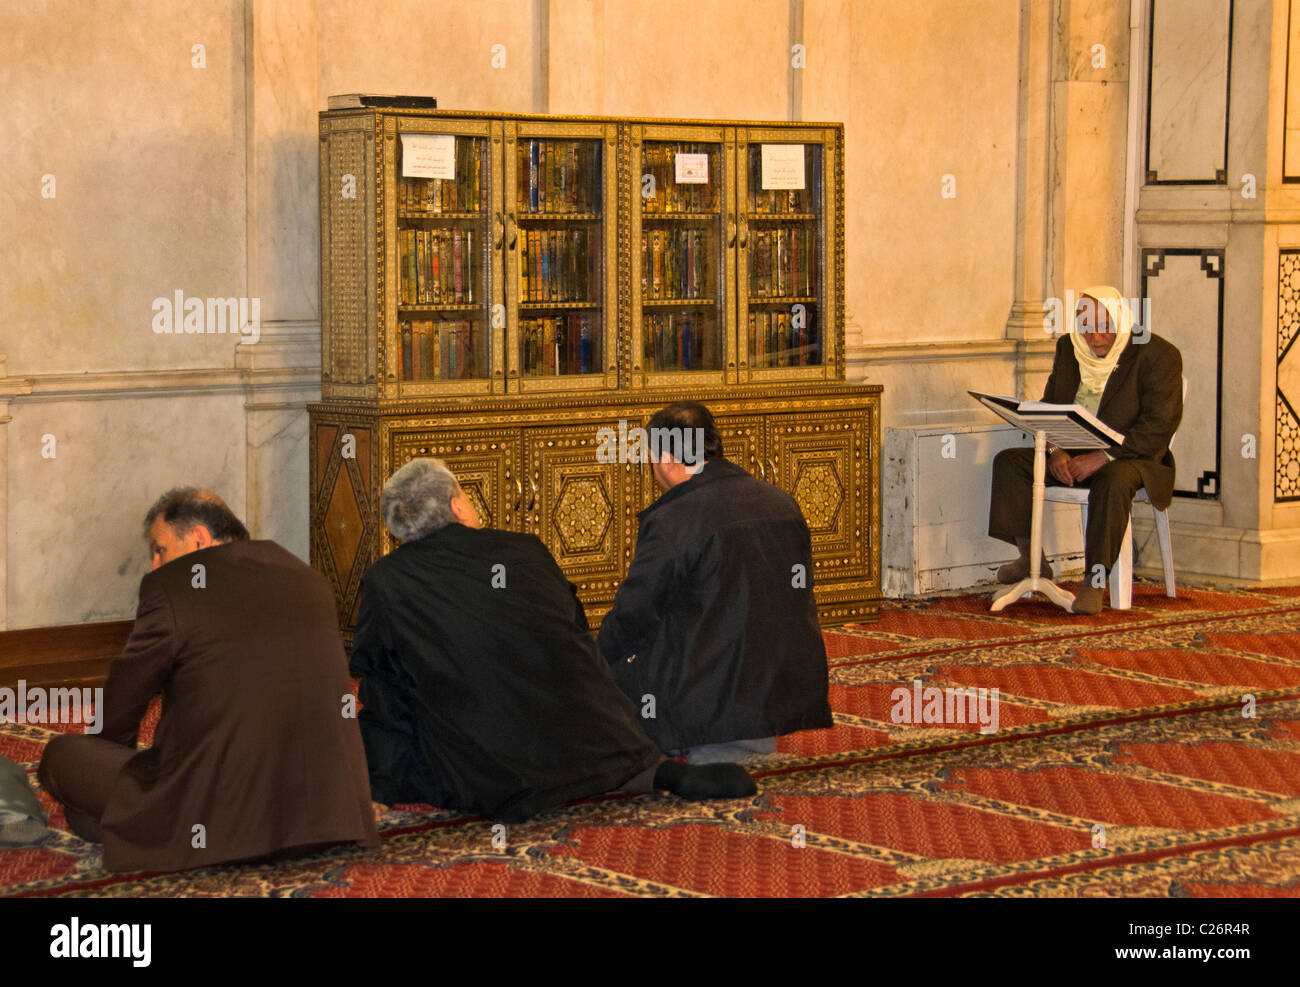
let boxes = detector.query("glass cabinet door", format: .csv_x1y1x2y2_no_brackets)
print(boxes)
736,128,838,382
630,125,732,388
387,117,501,397
505,122,618,394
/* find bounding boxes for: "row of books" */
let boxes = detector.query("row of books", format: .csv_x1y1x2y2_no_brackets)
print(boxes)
748,148,822,214
748,310,821,367
400,143,486,213
399,229,475,306
643,312,720,371
515,139,602,214
520,314,599,376
749,227,818,299
642,143,717,214
641,228,710,300
400,320,478,380
519,228,600,303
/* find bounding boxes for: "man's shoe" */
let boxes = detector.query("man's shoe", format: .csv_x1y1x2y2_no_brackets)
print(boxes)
1071,584,1104,615
996,553,1053,584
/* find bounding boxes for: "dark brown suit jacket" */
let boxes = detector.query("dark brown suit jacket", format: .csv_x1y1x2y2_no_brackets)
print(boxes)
98,540,378,872
1042,332,1184,508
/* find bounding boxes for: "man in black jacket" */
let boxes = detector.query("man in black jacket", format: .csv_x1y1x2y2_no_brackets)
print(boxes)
598,401,833,762
351,458,755,823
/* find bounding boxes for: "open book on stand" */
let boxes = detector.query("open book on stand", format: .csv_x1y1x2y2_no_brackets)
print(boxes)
969,392,1125,450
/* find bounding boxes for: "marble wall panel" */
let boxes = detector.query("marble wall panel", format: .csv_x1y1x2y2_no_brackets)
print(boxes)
0,0,249,376
1147,0,1231,183
1285,0,1300,180
6,392,247,628
1142,248,1223,496
837,0,1020,347
317,0,538,114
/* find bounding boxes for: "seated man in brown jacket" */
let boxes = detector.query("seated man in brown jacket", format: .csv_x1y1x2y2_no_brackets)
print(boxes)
38,489,379,872
988,286,1184,614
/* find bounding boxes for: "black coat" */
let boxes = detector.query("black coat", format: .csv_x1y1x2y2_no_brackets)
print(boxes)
350,525,662,822
597,457,832,751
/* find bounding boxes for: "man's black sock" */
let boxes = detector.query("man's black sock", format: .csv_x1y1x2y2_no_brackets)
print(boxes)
652,760,757,800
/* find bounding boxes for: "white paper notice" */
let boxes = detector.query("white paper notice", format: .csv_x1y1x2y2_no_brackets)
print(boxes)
761,144,806,190
675,153,709,184
402,134,456,180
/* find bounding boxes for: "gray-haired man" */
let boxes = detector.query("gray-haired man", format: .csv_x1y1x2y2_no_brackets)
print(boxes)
351,458,757,822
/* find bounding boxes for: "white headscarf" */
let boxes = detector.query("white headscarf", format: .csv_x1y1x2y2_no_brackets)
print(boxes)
1071,285,1132,394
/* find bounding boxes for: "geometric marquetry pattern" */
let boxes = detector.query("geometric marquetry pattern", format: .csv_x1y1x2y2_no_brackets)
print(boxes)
553,476,613,554
1278,252,1300,500
310,421,378,631
324,127,372,394
793,460,844,531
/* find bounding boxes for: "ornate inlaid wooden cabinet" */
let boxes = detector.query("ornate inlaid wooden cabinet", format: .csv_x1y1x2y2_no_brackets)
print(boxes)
310,108,881,638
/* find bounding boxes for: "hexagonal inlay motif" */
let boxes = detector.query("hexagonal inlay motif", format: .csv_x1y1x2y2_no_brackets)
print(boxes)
552,476,613,554
793,460,844,531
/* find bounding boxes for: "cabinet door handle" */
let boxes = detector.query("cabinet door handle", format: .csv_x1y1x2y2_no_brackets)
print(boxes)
494,211,505,249
766,458,778,484
727,218,737,249
754,456,767,482
528,478,538,510
507,211,517,251
513,478,523,511
739,216,749,249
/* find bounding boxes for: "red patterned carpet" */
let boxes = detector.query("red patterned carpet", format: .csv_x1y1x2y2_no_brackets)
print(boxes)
4,581,1300,897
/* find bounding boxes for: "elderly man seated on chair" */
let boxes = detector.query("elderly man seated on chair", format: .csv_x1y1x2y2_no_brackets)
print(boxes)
988,285,1184,614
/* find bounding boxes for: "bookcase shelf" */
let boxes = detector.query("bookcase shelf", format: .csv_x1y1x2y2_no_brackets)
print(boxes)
313,109,879,639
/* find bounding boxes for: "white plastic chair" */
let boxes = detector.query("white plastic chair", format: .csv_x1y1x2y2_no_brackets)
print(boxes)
1042,486,1174,610
1042,377,1184,610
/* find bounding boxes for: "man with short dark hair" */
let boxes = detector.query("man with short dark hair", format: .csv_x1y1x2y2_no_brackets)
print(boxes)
351,458,756,822
598,401,833,763
38,488,378,872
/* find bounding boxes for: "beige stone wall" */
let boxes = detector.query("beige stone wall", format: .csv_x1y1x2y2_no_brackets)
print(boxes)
2,0,1295,627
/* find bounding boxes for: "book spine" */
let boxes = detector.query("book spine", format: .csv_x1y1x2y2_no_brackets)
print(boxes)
465,230,473,304
430,231,442,303
401,320,412,379
541,231,551,302
529,140,539,212
528,229,539,302
415,231,427,304
418,319,428,378
686,229,695,299
453,228,463,304
543,318,555,375
519,227,529,302
475,142,483,212
652,231,663,299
